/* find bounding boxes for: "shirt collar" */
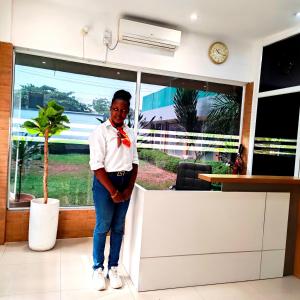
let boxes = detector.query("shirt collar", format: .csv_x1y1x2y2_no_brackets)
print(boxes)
104,119,128,129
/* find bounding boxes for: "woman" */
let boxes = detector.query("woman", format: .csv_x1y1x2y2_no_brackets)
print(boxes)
89,90,139,290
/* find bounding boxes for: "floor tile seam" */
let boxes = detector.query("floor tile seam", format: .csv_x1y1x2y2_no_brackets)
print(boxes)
59,289,135,300
0,259,61,266
0,247,62,264
189,286,207,300
0,287,61,297
192,279,300,299
0,245,8,261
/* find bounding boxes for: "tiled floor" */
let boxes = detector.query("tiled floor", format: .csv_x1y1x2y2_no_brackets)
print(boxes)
0,238,299,299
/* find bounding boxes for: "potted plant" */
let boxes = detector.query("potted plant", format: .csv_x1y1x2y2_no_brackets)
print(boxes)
22,100,70,251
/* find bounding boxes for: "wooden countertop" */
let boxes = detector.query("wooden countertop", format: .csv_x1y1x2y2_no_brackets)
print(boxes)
198,174,300,185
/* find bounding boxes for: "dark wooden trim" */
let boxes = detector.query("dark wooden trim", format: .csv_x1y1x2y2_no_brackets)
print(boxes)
241,82,254,175
0,42,13,245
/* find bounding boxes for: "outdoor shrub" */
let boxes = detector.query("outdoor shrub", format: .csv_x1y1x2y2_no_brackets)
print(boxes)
164,157,180,173
203,160,230,174
138,149,231,175
138,149,180,173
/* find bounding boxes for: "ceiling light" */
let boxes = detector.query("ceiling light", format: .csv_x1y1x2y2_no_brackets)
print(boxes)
190,13,198,21
42,61,46,64
296,12,300,18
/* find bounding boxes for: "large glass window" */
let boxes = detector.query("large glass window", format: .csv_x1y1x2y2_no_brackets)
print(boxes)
135,73,243,190
9,53,136,208
9,53,245,207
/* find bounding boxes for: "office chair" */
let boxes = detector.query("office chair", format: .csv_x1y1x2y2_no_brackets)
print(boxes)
174,162,212,190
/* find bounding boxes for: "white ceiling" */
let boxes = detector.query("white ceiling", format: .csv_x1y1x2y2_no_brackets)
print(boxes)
45,0,300,41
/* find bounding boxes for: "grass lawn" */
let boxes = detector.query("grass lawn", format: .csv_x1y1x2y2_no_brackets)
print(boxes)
11,153,222,207
136,160,176,190
14,154,93,207
16,154,177,206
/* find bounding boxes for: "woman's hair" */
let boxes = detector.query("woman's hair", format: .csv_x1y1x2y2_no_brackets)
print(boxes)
111,90,132,107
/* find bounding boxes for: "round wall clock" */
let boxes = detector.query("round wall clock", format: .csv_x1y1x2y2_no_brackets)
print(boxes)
208,42,229,64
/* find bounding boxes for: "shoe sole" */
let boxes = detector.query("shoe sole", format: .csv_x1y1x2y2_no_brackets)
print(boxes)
110,285,122,289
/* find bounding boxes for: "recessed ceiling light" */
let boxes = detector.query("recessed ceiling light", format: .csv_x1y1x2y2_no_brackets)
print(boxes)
190,13,198,21
42,61,46,64
117,71,120,75
296,12,300,18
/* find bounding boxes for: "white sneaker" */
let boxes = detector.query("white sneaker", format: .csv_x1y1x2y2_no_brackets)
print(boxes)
108,266,123,289
93,268,106,291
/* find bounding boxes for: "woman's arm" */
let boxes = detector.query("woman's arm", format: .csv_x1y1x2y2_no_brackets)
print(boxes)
122,163,138,200
94,168,123,202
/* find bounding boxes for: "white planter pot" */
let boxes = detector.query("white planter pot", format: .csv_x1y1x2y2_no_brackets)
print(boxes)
28,198,60,251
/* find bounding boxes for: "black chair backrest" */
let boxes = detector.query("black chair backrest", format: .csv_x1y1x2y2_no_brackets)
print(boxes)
175,162,212,190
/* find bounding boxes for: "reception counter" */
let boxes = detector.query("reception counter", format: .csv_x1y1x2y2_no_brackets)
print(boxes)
198,174,300,278
122,184,290,291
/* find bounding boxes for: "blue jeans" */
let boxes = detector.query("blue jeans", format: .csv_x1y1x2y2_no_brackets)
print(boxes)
92,173,131,271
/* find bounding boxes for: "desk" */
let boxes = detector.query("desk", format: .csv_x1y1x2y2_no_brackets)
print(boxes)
122,184,291,291
198,174,300,185
198,174,300,278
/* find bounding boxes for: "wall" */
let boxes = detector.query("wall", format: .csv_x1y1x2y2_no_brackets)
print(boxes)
0,0,12,42
0,0,256,83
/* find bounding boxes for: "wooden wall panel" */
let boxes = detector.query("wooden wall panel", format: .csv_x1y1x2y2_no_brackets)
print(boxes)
5,209,96,242
241,82,254,175
5,211,30,242
0,42,13,244
294,198,300,277
57,209,95,239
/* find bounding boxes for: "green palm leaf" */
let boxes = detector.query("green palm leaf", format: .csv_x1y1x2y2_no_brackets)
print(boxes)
205,93,240,135
22,120,41,135
173,88,198,133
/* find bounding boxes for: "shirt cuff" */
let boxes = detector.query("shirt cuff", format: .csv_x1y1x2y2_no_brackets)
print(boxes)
89,161,105,171
133,159,139,165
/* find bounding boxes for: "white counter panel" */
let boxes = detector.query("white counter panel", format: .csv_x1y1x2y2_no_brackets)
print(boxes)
260,250,285,279
263,193,290,250
139,251,261,291
122,186,290,291
141,191,266,257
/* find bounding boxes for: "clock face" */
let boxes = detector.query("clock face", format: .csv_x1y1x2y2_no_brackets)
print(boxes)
209,42,229,64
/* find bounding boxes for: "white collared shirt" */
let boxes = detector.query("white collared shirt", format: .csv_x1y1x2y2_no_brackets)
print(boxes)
89,119,139,172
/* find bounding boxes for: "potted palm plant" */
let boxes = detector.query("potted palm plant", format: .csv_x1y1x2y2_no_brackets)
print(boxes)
22,100,70,251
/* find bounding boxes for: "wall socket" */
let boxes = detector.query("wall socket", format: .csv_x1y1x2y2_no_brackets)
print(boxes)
103,30,112,46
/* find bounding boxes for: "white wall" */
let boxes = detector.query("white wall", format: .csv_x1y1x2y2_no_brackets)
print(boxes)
0,0,256,83
0,0,12,42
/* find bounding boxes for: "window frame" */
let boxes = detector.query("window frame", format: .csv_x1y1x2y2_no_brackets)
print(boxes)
7,48,246,210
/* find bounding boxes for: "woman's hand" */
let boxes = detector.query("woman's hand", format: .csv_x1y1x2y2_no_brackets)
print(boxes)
111,190,124,203
122,187,133,201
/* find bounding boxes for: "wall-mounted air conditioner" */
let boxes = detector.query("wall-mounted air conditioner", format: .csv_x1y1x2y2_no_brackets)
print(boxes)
119,19,181,51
